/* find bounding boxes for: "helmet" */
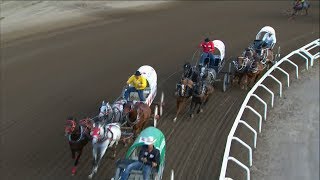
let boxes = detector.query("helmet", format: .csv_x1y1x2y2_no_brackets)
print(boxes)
205,38,210,42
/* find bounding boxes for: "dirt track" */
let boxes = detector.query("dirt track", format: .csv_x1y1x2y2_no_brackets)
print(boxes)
1,1,319,180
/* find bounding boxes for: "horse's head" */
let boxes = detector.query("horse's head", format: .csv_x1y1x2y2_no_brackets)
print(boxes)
65,117,77,136
176,78,192,97
91,121,105,144
123,101,134,114
243,48,255,59
182,62,192,78
123,101,143,125
199,65,208,80
123,102,138,120
99,101,113,119
234,56,252,71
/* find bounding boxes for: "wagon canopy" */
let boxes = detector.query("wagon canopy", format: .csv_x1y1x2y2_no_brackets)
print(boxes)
138,65,157,90
125,127,166,165
212,40,225,60
256,26,276,42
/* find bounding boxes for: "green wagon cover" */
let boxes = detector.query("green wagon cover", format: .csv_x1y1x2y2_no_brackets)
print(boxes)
125,127,166,165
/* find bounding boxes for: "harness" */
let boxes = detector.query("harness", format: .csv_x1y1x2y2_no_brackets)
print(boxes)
123,103,141,127
96,124,114,143
233,57,251,73
68,126,84,143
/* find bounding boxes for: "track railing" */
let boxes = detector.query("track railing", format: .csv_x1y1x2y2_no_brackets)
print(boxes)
219,38,319,180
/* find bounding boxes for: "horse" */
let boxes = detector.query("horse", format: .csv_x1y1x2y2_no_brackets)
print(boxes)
244,46,275,69
198,57,219,86
231,56,253,89
88,121,121,179
173,78,194,122
239,60,265,90
173,63,200,122
64,117,93,176
290,1,310,17
99,99,126,124
123,101,151,138
182,62,200,83
189,79,214,118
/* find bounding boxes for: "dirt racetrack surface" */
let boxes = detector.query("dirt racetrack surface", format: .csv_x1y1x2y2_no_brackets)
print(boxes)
1,1,319,180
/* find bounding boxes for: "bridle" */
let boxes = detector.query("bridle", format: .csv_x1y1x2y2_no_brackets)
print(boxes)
65,120,85,143
123,103,140,126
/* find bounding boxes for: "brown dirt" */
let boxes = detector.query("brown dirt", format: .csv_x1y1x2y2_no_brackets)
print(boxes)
1,1,319,180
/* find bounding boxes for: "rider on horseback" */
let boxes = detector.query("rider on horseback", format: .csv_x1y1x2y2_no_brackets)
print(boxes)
199,37,215,66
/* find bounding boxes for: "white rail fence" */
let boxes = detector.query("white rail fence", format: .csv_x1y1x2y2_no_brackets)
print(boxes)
219,38,320,180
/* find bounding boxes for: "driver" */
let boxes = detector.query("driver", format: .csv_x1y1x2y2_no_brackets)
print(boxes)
124,70,147,102
120,136,160,180
199,37,215,66
262,32,276,50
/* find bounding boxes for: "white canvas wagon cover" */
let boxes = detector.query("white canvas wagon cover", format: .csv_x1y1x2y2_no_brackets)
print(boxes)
256,26,276,40
212,40,225,60
137,65,157,90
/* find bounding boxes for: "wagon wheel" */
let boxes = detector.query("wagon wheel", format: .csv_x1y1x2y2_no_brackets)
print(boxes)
159,92,164,117
223,62,233,92
153,105,159,127
274,46,281,63
222,73,229,92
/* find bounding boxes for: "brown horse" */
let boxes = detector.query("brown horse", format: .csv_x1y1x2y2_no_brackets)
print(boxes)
64,117,93,176
240,60,265,90
123,101,151,138
189,80,214,118
173,78,194,122
232,56,252,89
244,47,274,69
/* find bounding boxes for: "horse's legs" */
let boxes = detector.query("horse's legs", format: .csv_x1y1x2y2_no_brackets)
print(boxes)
196,101,202,114
239,74,246,90
71,148,76,159
189,100,195,118
71,149,83,175
238,73,243,85
254,71,263,85
112,141,119,158
203,95,210,108
89,147,98,178
174,99,183,122
133,126,139,139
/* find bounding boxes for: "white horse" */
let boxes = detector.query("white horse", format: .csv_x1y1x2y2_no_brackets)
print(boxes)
99,100,126,124
88,121,121,179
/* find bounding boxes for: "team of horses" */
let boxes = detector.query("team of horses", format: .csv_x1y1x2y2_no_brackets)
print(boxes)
174,40,278,122
174,61,215,122
64,98,152,178
231,44,276,90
